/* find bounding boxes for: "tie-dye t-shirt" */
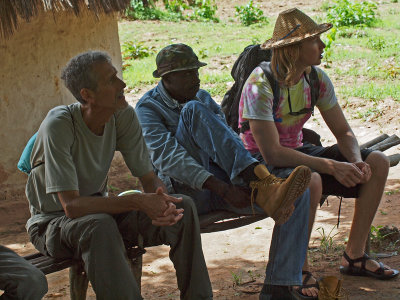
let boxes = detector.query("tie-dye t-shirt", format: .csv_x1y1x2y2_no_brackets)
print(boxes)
239,66,337,152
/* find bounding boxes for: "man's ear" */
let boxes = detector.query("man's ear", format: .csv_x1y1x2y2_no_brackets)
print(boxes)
80,88,93,103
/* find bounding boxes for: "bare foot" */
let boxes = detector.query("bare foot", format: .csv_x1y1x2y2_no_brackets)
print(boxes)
299,271,318,298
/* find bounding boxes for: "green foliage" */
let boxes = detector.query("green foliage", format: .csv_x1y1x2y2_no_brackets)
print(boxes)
337,26,368,38
316,226,339,252
385,189,400,195
230,271,243,286
125,0,184,21
326,0,378,28
198,48,209,58
121,41,156,71
370,225,389,242
367,36,387,51
189,0,219,22
163,0,188,13
323,27,337,67
122,41,156,60
235,0,269,26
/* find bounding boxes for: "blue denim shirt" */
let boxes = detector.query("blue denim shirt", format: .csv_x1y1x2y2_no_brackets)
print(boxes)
136,81,227,192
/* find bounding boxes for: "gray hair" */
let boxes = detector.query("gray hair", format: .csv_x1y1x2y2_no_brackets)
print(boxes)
61,51,112,104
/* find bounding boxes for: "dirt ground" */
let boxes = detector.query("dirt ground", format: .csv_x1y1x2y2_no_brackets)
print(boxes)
1,1,400,299
1,98,399,299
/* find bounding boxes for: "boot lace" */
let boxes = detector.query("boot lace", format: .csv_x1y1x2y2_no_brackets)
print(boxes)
319,283,348,300
249,175,286,215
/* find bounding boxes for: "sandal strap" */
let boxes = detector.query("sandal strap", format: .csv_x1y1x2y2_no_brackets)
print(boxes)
343,252,387,275
343,251,368,268
301,271,319,289
375,262,386,275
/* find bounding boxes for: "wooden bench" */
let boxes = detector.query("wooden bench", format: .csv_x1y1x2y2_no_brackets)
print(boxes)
24,134,400,299
24,211,266,300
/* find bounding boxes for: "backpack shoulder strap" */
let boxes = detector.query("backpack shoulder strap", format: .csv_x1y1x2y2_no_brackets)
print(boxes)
259,61,280,121
305,66,320,114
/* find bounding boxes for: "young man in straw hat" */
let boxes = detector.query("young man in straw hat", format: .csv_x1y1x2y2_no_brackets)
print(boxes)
239,7,399,299
136,43,314,300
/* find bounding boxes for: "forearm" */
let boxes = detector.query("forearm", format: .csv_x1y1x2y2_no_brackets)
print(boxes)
202,175,229,198
260,144,337,176
140,173,168,193
63,194,145,219
336,131,362,163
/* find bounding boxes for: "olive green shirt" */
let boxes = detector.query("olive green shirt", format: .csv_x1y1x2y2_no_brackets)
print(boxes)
26,103,153,229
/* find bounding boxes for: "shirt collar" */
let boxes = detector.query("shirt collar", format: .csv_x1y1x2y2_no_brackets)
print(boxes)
157,81,200,110
156,81,185,110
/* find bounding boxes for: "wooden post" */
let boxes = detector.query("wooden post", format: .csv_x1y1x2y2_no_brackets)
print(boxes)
129,235,145,292
69,263,89,300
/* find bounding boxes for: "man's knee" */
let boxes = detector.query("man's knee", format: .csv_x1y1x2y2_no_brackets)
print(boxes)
309,172,322,209
173,194,197,214
77,214,120,246
366,151,390,176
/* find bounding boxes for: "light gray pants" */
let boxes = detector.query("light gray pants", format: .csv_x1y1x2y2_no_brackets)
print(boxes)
0,245,48,300
28,195,212,300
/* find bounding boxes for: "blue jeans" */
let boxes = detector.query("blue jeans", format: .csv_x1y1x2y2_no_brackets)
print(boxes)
173,100,310,286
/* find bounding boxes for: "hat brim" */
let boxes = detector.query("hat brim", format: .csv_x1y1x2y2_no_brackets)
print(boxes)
153,61,207,78
261,23,333,50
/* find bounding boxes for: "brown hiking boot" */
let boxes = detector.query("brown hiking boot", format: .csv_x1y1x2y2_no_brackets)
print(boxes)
318,276,348,300
249,164,311,225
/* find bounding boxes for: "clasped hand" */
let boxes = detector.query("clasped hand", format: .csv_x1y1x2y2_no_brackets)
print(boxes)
334,161,371,188
143,187,184,226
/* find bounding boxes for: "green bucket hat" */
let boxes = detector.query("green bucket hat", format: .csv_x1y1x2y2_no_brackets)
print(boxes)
153,43,207,78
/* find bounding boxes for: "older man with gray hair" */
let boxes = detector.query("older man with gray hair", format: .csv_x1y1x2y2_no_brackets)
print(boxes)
24,50,212,300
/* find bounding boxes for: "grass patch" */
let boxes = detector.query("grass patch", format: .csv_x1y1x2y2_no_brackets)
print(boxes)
120,2,400,105
339,82,400,101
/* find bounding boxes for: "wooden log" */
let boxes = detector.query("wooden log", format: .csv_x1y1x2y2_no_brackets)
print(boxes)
70,263,89,300
360,134,389,150
369,135,400,151
389,154,400,167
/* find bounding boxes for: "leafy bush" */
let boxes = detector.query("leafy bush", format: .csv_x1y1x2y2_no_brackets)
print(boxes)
235,0,268,26
326,0,378,28
190,0,219,22
367,36,387,51
122,41,156,60
163,0,188,14
323,27,337,67
125,0,185,21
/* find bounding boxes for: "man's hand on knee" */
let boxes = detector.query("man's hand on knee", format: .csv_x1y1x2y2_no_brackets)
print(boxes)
332,161,363,188
354,161,371,183
142,187,184,226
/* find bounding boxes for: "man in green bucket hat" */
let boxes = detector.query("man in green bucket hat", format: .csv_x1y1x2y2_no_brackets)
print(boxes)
136,43,313,299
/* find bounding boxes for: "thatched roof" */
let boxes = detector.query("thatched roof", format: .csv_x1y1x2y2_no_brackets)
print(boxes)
0,0,130,39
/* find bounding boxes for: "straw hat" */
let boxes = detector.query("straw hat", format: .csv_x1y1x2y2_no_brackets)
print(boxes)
261,8,332,49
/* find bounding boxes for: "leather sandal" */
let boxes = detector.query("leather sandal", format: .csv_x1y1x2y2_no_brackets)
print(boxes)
292,271,319,300
339,251,399,280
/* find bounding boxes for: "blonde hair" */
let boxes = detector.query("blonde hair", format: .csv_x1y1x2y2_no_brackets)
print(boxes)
270,43,311,87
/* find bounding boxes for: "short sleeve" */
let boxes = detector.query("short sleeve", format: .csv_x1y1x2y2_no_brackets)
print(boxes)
316,68,337,112
115,105,153,177
241,66,275,122
42,110,79,194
